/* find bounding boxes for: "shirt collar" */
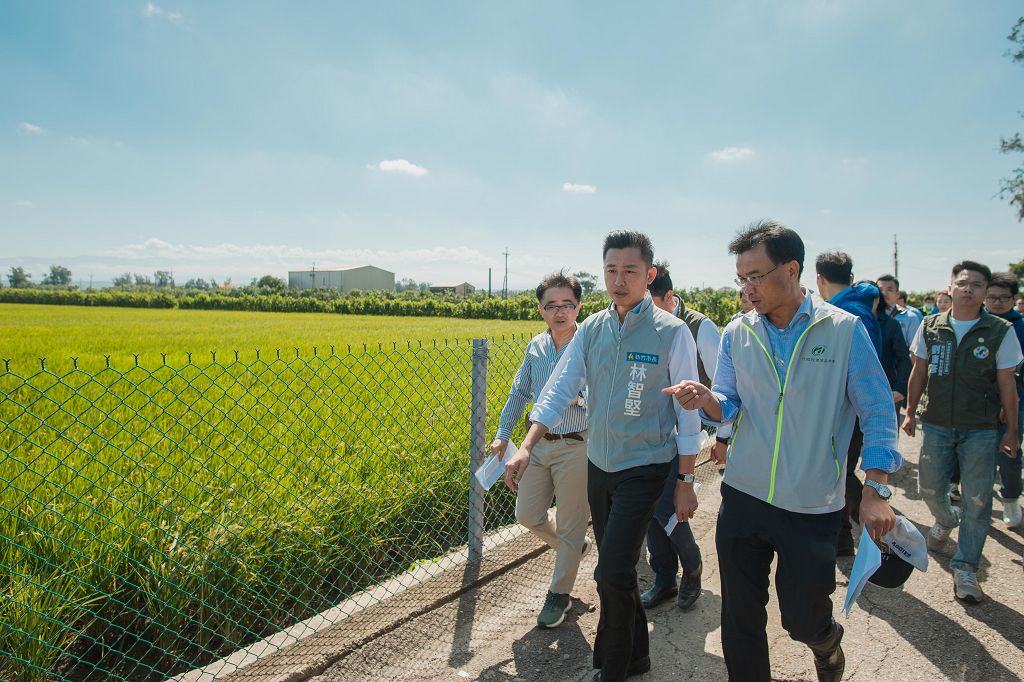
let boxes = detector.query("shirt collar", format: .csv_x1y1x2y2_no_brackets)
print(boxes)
758,287,813,332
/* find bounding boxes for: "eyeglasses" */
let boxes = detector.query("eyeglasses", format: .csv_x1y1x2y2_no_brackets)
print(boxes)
542,303,577,313
734,263,780,289
984,294,1012,303
952,279,987,291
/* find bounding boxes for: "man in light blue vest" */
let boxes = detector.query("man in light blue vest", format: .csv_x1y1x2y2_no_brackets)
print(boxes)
669,220,901,682
503,230,703,682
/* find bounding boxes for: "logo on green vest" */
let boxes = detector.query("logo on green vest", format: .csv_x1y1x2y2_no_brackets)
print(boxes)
626,352,659,364
803,344,835,364
973,346,990,360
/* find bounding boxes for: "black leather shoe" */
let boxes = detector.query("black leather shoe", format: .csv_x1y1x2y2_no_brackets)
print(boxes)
677,562,702,610
640,583,677,609
810,622,845,682
592,655,652,681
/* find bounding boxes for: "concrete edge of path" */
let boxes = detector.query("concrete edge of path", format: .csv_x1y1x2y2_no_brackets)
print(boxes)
167,525,548,682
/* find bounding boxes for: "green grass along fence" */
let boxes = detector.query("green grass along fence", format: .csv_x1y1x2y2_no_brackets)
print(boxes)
0,337,532,681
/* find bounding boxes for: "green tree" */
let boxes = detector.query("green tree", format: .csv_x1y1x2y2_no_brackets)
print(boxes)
999,17,1024,220
255,274,286,292
41,264,72,286
134,273,152,286
573,271,599,295
1009,257,1024,284
183,277,211,290
7,266,32,288
112,272,132,286
154,270,175,287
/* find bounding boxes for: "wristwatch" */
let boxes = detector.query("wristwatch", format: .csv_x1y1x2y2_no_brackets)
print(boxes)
715,436,730,445
864,479,893,500
677,473,695,484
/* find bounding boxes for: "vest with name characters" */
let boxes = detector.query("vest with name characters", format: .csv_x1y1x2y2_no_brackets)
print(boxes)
917,312,1011,429
725,299,857,514
582,298,694,473
678,304,712,388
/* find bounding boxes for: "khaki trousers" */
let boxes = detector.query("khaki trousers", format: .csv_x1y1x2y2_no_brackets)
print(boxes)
515,433,591,594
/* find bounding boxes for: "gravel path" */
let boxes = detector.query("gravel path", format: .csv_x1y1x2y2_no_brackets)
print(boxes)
311,432,1024,681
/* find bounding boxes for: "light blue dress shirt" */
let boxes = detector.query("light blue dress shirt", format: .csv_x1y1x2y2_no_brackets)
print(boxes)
702,292,903,473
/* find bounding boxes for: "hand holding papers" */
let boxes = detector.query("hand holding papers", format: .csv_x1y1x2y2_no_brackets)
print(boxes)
664,481,701,535
475,440,517,491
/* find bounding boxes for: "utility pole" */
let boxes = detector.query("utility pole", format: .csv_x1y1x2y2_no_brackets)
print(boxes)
502,248,510,300
488,267,492,296
310,262,316,289
892,234,899,280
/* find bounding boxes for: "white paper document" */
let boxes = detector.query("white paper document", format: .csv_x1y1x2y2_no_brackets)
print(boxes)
662,481,702,535
842,526,882,615
474,440,516,491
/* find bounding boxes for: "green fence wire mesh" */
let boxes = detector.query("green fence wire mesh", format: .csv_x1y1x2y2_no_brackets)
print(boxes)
0,336,720,681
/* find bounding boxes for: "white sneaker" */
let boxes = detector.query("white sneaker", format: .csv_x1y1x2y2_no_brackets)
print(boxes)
927,523,954,554
1004,499,1023,528
581,536,593,559
953,569,984,604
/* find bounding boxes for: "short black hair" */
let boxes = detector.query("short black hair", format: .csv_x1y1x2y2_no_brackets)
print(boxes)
989,271,1020,297
536,270,582,302
649,260,673,298
951,260,992,283
728,219,805,275
877,274,900,289
815,251,853,285
898,290,909,303
603,230,654,267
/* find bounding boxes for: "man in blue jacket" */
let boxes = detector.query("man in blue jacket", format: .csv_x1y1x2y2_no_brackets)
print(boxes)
503,230,703,682
671,221,901,681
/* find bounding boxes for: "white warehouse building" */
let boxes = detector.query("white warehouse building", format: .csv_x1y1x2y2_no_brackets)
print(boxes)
287,265,395,293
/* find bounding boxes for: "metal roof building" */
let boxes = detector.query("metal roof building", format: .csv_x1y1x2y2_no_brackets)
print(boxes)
287,265,395,293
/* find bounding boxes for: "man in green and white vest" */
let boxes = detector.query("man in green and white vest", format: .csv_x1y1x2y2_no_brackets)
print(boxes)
670,220,901,682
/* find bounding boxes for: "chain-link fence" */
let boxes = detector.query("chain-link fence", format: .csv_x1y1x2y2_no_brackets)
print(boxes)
1,336,720,682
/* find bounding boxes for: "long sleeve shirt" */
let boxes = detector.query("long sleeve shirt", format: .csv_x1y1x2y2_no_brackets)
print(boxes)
530,301,704,459
494,328,587,441
702,292,903,474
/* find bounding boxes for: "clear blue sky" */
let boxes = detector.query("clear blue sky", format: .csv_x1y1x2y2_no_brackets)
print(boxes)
2,1,1021,291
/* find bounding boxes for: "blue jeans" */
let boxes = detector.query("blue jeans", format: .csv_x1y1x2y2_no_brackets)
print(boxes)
918,424,998,572
995,406,1024,501
645,455,701,587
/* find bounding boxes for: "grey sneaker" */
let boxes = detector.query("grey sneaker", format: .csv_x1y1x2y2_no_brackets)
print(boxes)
581,536,593,558
953,569,984,604
537,591,571,628
926,523,954,555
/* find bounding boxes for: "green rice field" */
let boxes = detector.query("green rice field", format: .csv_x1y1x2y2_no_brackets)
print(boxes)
0,304,541,680
0,303,544,371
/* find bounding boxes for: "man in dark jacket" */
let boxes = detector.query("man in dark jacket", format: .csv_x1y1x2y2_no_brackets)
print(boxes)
984,272,1024,527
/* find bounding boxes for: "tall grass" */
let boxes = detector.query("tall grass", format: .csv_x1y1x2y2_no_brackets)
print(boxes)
0,306,534,680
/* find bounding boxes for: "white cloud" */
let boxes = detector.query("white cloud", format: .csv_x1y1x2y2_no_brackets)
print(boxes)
374,159,429,177
13,200,34,207
707,146,754,162
841,157,867,168
142,3,183,23
18,122,43,135
562,182,597,194
819,208,832,215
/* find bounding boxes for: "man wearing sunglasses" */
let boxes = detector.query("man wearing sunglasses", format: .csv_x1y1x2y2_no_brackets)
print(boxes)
668,220,901,682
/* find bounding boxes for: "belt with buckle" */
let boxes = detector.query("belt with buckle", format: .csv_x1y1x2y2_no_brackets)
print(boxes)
543,432,584,442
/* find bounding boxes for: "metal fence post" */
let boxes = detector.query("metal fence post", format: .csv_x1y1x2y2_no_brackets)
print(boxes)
468,337,489,561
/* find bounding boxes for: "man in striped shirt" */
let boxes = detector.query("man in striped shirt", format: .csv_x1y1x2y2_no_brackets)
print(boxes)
491,271,591,628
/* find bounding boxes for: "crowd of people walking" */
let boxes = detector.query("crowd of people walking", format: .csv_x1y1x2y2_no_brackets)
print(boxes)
490,220,1022,682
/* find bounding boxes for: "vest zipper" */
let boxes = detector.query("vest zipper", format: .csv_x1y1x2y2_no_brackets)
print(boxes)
741,313,835,504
